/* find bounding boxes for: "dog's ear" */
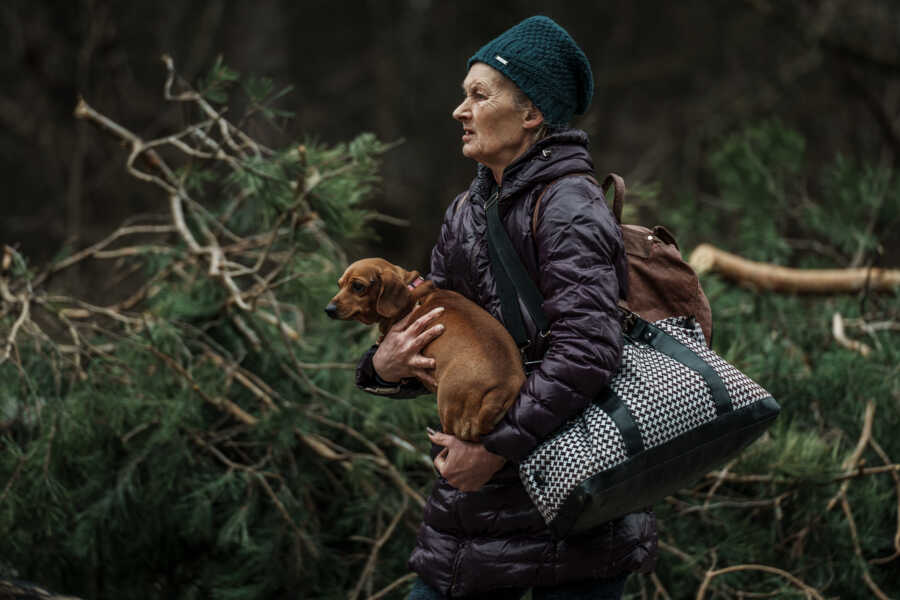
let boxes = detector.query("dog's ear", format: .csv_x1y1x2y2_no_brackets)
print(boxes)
376,270,410,319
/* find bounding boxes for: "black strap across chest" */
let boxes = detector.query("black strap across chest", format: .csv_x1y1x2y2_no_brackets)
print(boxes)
485,190,549,351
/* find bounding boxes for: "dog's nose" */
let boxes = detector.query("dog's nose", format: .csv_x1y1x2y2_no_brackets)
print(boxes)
324,304,338,319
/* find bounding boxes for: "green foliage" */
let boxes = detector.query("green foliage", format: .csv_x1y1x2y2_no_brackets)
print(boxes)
630,122,900,599
0,60,431,600
197,55,240,105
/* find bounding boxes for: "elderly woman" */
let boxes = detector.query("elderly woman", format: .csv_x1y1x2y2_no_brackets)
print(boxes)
355,15,657,600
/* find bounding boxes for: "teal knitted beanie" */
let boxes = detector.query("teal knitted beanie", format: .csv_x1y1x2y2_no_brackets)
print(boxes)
467,15,593,127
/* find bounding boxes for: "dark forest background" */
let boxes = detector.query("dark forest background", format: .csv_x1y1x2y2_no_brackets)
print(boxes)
3,0,898,277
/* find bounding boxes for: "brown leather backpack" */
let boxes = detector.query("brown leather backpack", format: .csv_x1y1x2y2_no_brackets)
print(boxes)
532,173,713,345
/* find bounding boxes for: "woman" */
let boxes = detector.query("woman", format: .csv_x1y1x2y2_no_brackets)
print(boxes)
356,15,657,599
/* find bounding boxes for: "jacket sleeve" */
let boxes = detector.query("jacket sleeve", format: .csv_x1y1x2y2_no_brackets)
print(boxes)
428,191,467,290
355,344,430,397
482,180,626,462
354,191,467,398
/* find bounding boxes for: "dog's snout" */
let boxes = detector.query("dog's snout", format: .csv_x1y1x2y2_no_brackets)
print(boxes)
325,303,338,319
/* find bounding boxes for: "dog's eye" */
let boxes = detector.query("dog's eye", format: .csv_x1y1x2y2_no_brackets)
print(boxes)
351,281,366,293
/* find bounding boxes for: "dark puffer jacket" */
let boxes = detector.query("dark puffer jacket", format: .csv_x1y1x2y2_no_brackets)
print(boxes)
356,130,657,597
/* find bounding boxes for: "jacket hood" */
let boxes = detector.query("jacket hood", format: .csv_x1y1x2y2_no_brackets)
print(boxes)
470,129,594,203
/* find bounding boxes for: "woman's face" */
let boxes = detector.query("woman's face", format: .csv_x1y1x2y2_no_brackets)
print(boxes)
452,63,539,179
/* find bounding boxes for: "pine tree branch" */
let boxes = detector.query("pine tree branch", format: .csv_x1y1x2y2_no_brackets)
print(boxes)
868,439,900,565
826,401,875,512
145,343,258,426
650,573,673,600
161,54,270,158
365,573,416,600
840,495,892,600
47,224,177,274
0,291,29,367
307,413,426,509
0,453,28,506
255,471,320,560
349,494,409,600
705,463,900,485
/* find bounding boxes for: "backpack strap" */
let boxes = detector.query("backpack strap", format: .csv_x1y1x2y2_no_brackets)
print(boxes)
603,173,626,224
531,172,625,238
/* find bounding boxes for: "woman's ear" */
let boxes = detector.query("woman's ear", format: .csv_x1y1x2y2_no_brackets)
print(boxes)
376,270,409,319
523,104,544,131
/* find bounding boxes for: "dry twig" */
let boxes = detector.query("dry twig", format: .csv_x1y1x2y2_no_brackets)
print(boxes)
695,564,824,600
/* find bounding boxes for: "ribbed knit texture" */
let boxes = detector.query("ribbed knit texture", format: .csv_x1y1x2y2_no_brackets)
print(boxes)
467,15,593,126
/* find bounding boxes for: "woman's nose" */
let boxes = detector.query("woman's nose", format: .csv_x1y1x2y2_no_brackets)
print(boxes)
452,99,468,121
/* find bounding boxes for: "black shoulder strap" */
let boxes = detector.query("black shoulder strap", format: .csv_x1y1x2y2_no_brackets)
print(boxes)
485,191,549,350
487,172,626,352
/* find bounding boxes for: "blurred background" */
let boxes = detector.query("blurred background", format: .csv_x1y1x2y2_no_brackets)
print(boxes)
3,0,898,276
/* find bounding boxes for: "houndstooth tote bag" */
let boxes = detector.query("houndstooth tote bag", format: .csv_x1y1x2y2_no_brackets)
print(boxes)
519,314,780,539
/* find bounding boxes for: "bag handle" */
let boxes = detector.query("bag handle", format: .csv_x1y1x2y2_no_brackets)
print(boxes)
531,172,625,238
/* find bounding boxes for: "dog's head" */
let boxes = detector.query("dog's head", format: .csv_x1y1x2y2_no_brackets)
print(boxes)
325,258,419,325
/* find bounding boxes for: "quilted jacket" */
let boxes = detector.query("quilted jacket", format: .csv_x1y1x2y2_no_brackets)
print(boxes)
356,130,658,596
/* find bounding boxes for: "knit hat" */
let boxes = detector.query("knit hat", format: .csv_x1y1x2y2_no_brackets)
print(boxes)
467,15,593,126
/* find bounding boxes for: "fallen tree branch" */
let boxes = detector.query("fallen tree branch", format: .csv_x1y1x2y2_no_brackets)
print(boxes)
0,292,29,366
349,494,409,600
826,401,876,512
832,312,873,356
689,243,900,293
869,439,900,565
695,563,824,600
365,573,416,600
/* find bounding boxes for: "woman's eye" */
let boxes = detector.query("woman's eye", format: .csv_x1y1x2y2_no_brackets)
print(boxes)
351,281,365,293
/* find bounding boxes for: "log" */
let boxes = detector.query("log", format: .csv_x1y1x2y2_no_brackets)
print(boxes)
688,244,900,293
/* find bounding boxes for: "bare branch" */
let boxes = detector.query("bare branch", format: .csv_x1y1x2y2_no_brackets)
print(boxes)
690,243,900,293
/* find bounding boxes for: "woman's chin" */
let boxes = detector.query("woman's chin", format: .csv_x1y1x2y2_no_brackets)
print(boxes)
461,145,482,163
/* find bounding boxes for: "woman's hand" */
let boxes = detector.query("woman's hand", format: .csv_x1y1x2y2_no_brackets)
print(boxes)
372,307,445,387
428,429,507,492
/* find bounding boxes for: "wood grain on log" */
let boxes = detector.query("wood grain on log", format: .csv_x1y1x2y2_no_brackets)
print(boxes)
689,244,900,293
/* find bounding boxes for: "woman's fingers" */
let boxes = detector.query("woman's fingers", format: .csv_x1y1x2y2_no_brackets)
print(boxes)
428,430,454,447
411,323,444,354
398,306,444,334
433,449,448,476
374,306,445,383
410,354,436,370
414,368,437,388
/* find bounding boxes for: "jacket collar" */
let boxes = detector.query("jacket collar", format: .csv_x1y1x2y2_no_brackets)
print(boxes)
469,129,594,204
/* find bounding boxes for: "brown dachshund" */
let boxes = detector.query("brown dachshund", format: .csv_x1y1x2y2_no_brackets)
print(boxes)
326,258,525,442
